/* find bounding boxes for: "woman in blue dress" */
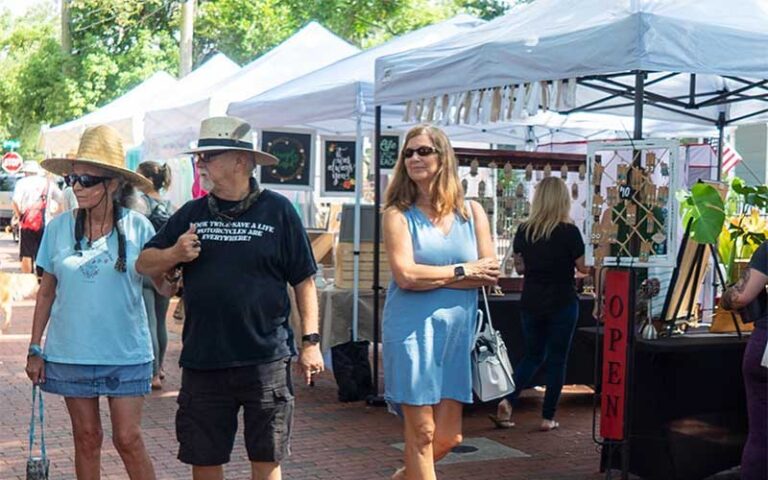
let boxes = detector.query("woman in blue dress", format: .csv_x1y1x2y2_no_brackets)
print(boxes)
382,124,499,480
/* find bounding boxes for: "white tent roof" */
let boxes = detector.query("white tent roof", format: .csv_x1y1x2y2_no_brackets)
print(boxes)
142,22,360,160
149,53,240,111
41,71,178,156
375,0,768,127
227,15,485,134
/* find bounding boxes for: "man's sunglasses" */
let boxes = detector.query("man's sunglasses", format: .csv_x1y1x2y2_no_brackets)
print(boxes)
196,151,227,163
404,146,439,159
64,173,111,188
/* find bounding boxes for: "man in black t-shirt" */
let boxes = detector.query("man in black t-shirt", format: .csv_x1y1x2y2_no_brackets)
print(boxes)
137,116,322,480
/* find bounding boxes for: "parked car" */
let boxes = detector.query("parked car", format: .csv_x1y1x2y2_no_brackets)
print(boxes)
0,174,22,225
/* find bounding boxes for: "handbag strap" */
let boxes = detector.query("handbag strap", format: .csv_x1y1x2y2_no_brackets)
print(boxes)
474,287,494,340
28,385,46,460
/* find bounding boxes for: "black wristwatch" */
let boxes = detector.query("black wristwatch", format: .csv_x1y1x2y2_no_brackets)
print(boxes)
454,265,466,280
301,333,321,346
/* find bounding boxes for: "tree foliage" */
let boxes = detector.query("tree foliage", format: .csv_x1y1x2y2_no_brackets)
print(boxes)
0,0,515,158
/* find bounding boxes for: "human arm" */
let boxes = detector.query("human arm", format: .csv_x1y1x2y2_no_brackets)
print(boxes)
25,273,57,384
383,206,498,291
294,276,323,385
449,200,500,288
11,201,20,219
720,267,768,311
136,224,200,277
575,255,590,274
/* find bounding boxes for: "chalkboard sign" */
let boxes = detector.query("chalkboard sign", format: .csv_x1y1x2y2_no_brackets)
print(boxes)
322,139,356,197
260,131,313,189
378,135,400,171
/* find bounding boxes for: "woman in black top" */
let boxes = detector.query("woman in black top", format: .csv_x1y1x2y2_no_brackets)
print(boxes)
490,176,589,431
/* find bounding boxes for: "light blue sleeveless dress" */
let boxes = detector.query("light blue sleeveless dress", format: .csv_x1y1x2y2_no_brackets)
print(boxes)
383,205,478,408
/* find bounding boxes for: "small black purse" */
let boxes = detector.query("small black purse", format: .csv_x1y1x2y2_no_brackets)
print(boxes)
26,385,49,480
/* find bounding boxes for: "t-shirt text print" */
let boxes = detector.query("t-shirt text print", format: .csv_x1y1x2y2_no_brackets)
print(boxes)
195,220,275,242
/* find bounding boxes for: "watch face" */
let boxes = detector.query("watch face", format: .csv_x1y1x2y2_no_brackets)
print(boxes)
302,333,321,344
455,265,466,277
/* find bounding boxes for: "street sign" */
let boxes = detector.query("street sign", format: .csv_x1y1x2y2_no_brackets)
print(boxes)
2,152,23,173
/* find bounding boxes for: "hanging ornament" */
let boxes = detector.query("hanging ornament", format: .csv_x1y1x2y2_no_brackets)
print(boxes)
515,182,525,198
543,163,552,178
640,241,652,263
504,195,514,209
571,183,579,200
660,162,669,177
523,201,531,216
607,186,619,207
560,164,568,179
626,203,637,226
591,223,603,246
461,178,468,193
488,161,498,170
646,152,656,172
652,232,666,245
470,158,480,177
578,163,586,181
504,162,513,177
478,180,486,198
524,163,533,182
630,166,644,190
592,193,604,217
657,186,669,206
608,223,619,244
617,163,629,185
592,163,604,187
646,211,655,234
644,183,657,205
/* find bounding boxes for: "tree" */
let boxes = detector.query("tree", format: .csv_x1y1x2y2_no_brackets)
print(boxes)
457,0,511,20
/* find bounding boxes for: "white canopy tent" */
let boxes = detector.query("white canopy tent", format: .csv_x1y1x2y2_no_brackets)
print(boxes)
228,15,486,342
140,53,241,160
41,72,178,156
142,22,360,161
375,0,768,144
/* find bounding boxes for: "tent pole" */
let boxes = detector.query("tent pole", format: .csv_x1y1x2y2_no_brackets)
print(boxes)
716,112,725,182
351,90,364,342
370,105,383,402
633,70,644,140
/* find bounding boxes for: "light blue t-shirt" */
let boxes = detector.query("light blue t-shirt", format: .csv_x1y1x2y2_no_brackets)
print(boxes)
37,209,156,365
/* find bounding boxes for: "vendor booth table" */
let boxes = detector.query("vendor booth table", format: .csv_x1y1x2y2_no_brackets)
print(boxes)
581,327,749,480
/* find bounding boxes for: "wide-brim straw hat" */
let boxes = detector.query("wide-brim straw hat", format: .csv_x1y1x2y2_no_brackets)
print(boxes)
181,116,278,166
42,125,153,191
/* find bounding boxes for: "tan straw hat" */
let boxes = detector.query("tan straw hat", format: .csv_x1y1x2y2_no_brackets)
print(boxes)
182,116,278,166
42,125,152,191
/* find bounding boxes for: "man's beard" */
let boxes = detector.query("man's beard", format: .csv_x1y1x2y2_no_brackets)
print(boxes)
199,175,214,192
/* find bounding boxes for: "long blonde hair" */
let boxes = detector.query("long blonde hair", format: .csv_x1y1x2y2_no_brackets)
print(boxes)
384,124,467,219
522,176,571,243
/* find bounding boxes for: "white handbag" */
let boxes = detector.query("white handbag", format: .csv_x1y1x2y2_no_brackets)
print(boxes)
472,287,516,402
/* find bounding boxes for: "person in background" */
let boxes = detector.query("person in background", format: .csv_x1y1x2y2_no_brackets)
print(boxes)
136,116,323,480
490,176,589,432
136,160,176,389
720,243,768,480
382,124,499,480
25,125,173,479
12,161,63,275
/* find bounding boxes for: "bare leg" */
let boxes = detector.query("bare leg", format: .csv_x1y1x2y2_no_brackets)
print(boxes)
20,256,33,274
65,397,103,480
431,400,463,461
193,466,224,480
108,396,156,479
401,404,437,480
251,462,281,480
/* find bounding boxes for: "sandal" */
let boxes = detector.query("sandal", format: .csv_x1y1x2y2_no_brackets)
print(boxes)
488,414,515,429
539,420,559,431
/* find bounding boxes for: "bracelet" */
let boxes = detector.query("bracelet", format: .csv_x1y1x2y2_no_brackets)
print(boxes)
28,344,44,358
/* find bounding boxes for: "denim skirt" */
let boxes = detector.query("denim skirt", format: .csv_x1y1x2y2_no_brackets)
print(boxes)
41,361,152,397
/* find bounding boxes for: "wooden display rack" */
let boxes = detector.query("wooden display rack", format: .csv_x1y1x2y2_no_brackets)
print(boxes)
335,242,391,289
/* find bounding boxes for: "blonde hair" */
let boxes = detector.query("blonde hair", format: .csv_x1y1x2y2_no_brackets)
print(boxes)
522,176,571,243
384,124,467,219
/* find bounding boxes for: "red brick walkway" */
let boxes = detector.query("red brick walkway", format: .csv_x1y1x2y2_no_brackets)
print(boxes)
0,235,611,480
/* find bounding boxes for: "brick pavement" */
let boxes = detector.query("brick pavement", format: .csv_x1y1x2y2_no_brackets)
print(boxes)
0,233,627,480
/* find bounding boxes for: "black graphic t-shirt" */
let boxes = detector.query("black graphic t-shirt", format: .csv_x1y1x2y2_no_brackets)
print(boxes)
144,189,317,369
514,222,585,315
746,241,768,328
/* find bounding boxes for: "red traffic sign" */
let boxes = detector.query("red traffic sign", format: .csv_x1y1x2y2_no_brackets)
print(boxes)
1,152,22,173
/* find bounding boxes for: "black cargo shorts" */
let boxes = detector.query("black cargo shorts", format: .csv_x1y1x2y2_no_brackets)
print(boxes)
176,357,294,466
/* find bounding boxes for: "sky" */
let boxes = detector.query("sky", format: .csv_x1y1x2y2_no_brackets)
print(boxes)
1,0,58,18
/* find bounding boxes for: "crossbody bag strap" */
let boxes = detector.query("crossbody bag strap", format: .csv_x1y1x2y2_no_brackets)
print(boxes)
28,385,46,460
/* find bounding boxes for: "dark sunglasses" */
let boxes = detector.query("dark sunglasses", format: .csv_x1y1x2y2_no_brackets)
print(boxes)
403,146,439,159
64,173,111,188
196,151,227,163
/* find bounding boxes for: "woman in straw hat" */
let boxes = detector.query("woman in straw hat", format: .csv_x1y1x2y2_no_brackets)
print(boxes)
25,125,171,479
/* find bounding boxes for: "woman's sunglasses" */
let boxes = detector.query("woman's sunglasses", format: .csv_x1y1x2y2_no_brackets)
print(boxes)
403,146,439,159
64,173,112,188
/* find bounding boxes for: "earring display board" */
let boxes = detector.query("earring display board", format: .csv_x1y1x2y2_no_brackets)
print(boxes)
585,139,679,268
321,137,357,197
377,134,401,172
260,130,313,190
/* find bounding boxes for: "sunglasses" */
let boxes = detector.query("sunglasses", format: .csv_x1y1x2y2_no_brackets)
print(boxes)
196,151,228,163
404,146,439,159
64,173,112,188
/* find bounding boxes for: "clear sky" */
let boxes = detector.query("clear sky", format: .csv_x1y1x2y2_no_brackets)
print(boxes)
0,0,57,18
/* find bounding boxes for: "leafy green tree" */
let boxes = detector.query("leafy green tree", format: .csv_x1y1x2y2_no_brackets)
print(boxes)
457,0,511,20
